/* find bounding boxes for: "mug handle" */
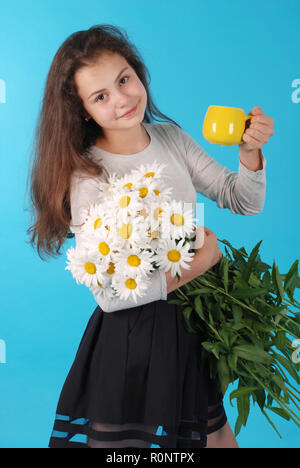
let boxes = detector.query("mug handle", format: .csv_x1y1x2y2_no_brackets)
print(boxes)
239,115,253,144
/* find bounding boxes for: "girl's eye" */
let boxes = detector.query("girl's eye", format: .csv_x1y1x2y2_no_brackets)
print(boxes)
95,76,129,103
120,76,129,85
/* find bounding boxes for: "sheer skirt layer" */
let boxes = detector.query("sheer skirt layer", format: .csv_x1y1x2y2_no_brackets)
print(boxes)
50,401,227,448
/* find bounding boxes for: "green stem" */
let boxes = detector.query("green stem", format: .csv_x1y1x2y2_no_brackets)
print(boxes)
205,323,224,343
217,239,249,259
255,297,300,328
286,380,300,397
287,393,300,412
283,298,300,310
273,322,300,341
175,286,189,302
241,363,300,427
193,277,264,318
274,362,300,400
261,408,282,438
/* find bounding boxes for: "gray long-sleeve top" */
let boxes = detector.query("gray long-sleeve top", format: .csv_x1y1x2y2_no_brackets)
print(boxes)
69,122,267,312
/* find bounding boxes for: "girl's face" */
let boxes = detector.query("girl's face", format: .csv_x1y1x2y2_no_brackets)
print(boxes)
75,52,147,132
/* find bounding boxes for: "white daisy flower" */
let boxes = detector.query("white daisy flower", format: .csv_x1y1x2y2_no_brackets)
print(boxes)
81,201,116,237
147,202,166,232
84,229,121,266
90,277,116,301
115,215,151,249
134,178,159,205
160,200,197,241
149,183,173,203
65,246,107,288
114,246,155,277
111,186,144,220
108,171,141,193
154,237,195,278
130,160,167,182
112,271,151,303
99,258,119,283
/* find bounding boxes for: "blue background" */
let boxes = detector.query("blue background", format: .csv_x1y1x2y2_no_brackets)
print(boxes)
0,0,299,448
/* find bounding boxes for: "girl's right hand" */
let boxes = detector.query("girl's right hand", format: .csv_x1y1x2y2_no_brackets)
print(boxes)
192,227,223,277
165,227,223,294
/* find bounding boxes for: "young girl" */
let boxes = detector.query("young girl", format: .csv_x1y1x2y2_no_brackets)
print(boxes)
27,24,274,448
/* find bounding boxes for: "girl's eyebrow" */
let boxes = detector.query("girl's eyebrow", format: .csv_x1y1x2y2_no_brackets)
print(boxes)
88,66,129,100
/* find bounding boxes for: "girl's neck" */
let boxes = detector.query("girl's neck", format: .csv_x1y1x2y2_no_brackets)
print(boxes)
95,124,150,155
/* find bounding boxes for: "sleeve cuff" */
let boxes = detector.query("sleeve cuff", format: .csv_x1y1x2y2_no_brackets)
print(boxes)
93,269,167,312
239,150,267,178
159,269,167,300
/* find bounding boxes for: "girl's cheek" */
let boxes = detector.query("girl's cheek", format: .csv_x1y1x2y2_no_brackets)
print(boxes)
131,78,146,97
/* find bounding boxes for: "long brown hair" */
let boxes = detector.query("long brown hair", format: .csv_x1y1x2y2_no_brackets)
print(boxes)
26,24,181,261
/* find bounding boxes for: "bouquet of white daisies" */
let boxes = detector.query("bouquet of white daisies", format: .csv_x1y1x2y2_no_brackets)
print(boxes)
65,161,199,303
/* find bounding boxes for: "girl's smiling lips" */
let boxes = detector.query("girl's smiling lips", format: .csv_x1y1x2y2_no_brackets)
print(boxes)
119,104,138,119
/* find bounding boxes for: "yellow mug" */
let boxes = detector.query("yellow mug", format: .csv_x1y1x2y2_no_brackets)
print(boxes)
202,105,252,145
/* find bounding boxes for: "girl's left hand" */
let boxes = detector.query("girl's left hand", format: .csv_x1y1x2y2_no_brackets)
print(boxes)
240,106,274,152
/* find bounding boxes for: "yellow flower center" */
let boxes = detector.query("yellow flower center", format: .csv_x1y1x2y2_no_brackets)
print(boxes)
84,262,96,274
154,207,164,220
127,255,141,267
170,213,184,226
125,278,137,289
119,195,130,208
138,209,148,218
97,281,103,288
123,182,133,190
144,171,155,177
94,218,102,229
167,249,181,262
119,223,133,239
139,187,148,198
98,241,110,256
153,189,160,196
147,230,159,239
106,262,115,274
105,225,110,231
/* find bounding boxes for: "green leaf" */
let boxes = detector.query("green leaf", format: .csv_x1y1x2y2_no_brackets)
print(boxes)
194,295,205,320
253,388,266,410
217,355,231,394
232,305,243,324
168,299,188,306
222,258,229,293
201,341,225,360
262,271,272,290
230,386,259,406
283,260,299,300
219,239,248,261
231,287,267,299
237,393,250,426
233,345,273,364
265,406,291,421
272,261,285,302
242,240,263,283
182,306,196,334
228,353,238,373
273,331,286,351
234,413,243,436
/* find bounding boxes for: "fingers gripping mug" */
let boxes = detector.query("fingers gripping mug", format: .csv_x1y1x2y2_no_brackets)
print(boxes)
202,105,253,145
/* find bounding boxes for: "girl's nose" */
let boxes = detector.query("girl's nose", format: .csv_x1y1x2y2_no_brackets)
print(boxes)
114,88,128,104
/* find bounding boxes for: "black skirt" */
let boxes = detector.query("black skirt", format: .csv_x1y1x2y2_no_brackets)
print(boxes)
48,291,227,448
